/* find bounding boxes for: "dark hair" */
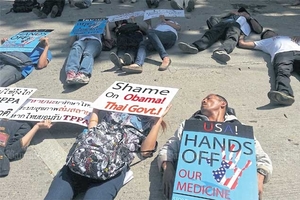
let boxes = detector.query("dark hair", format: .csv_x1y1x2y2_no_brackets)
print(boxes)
261,29,273,40
114,20,128,27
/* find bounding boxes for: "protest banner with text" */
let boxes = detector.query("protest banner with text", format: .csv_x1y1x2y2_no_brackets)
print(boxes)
172,120,257,200
93,81,178,117
143,9,185,20
0,29,53,53
0,87,37,119
70,18,107,36
10,98,93,126
107,11,145,22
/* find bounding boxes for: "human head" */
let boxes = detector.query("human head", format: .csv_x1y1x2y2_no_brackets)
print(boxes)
200,94,228,121
115,20,128,27
261,29,278,40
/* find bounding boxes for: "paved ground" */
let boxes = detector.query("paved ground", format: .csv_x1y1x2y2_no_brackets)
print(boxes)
0,0,300,199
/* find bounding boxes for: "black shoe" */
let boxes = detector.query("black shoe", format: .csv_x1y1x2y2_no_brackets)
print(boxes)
123,53,133,65
178,42,198,54
75,2,89,9
186,0,195,12
146,0,152,8
153,0,159,8
105,0,111,4
267,91,295,106
170,0,182,9
50,5,58,18
110,52,123,69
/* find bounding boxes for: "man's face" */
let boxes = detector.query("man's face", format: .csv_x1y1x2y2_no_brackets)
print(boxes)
201,94,224,114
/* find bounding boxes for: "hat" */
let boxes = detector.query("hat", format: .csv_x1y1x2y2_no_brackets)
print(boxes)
0,149,10,177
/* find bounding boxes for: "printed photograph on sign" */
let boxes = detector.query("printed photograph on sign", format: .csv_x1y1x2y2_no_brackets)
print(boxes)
172,120,257,200
143,9,185,20
93,81,178,117
0,29,53,53
107,11,145,22
10,98,93,127
70,18,108,36
0,87,37,119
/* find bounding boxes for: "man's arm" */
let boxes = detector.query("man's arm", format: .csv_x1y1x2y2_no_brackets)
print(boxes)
37,37,50,69
238,35,256,49
236,11,263,34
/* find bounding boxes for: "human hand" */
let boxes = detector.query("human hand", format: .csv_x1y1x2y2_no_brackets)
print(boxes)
160,15,166,22
257,173,264,200
162,161,175,200
40,37,49,47
161,104,172,118
291,36,300,44
36,120,53,129
1,38,8,45
130,16,135,23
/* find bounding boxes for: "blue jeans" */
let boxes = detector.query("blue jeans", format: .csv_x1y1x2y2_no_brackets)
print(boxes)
65,39,101,76
44,165,126,200
135,29,177,66
0,63,23,87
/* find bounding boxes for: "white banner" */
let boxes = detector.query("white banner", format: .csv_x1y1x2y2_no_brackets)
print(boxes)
143,9,185,20
93,81,178,117
10,98,93,127
107,11,145,22
0,87,37,119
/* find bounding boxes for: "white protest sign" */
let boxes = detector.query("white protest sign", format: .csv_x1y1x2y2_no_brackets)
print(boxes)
93,81,178,117
0,87,37,119
10,98,93,127
143,9,185,20
107,11,145,22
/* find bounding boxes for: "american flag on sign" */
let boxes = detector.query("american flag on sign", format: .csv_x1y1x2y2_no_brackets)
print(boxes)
207,144,252,190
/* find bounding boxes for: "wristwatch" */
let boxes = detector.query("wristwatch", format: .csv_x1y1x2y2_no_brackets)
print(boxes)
257,168,268,176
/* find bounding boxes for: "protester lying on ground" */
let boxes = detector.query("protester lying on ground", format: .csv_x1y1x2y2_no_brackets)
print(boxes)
238,30,300,106
109,17,145,69
170,0,196,12
120,0,138,4
32,0,65,18
0,37,52,87
44,105,171,200
74,0,111,9
0,120,52,177
146,0,160,8
65,22,111,85
122,15,181,74
292,0,300,6
157,94,273,200
178,7,263,63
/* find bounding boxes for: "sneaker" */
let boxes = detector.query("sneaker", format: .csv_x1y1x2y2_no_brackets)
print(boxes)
50,5,58,18
186,0,195,12
212,50,231,63
75,2,89,9
267,91,295,106
32,8,47,18
122,64,143,74
159,58,171,71
170,0,182,9
75,72,90,84
123,53,133,65
66,71,77,85
178,42,198,54
146,0,152,8
109,52,123,69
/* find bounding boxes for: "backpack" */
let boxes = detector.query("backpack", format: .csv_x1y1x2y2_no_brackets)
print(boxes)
7,0,40,14
116,23,141,36
66,121,142,180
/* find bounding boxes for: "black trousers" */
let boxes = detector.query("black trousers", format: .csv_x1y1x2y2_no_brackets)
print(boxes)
273,51,300,96
42,0,65,16
193,21,241,54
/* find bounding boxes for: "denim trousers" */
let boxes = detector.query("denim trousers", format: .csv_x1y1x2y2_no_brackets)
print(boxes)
0,64,23,87
135,29,177,66
193,21,241,54
44,165,127,200
273,51,300,97
65,39,101,76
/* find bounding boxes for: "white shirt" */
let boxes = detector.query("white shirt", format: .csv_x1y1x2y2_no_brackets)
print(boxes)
254,36,300,62
155,20,179,39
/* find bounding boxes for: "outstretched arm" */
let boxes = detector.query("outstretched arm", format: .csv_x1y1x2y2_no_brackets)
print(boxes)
140,105,172,157
238,35,256,49
37,37,50,69
88,108,99,129
104,21,111,40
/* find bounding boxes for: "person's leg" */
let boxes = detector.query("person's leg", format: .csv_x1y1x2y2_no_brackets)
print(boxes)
44,166,75,200
0,64,23,87
78,39,101,76
134,39,150,66
268,52,295,105
217,22,240,54
65,40,85,74
83,167,127,200
41,0,53,15
54,0,65,17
